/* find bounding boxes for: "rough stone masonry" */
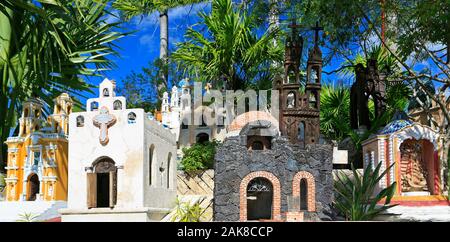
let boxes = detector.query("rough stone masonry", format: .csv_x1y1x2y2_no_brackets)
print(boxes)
213,135,334,221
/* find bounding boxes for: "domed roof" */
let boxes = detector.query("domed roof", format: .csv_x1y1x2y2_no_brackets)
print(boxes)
379,119,414,135
229,111,279,132
379,111,413,134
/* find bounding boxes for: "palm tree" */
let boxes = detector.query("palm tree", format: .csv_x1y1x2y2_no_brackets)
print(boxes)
172,0,283,90
112,0,206,87
0,0,126,168
320,84,351,142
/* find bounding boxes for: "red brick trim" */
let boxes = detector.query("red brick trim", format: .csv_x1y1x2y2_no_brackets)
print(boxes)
292,171,316,212
239,171,281,221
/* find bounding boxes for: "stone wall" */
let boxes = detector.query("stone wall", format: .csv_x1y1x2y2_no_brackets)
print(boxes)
214,136,334,221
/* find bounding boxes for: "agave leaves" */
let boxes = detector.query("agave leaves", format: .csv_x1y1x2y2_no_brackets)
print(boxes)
334,161,398,221
0,0,127,166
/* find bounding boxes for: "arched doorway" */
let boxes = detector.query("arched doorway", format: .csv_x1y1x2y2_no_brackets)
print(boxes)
87,157,117,208
246,177,273,221
399,139,438,195
27,174,40,201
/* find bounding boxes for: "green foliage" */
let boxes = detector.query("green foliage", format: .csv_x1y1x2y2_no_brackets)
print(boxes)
320,84,350,142
180,140,218,172
171,198,204,222
16,212,39,222
334,162,397,221
113,0,206,19
0,0,127,167
172,0,283,91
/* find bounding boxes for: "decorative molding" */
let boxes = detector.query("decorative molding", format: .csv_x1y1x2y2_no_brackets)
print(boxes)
7,148,19,153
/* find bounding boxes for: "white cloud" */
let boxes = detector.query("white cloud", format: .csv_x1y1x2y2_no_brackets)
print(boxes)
139,34,154,47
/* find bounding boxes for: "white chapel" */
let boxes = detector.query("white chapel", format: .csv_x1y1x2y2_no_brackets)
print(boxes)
60,78,177,222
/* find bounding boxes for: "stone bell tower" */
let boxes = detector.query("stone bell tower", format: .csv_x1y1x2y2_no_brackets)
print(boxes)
277,21,323,146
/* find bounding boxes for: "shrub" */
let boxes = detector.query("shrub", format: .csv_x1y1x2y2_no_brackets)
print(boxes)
180,140,219,172
171,198,204,222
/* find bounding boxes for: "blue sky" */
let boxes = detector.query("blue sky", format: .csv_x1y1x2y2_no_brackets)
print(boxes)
84,3,211,96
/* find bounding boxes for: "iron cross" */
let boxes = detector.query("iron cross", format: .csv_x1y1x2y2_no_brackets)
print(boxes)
311,21,324,45
93,107,116,145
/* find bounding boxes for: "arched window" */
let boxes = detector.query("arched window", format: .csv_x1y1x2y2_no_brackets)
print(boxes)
128,112,136,123
167,153,172,189
287,92,295,108
309,92,317,109
298,122,305,142
288,68,296,84
149,145,154,186
76,116,85,127
300,179,308,210
103,88,110,97
91,101,99,111
24,108,29,118
35,110,40,118
113,100,122,110
181,118,188,129
196,133,209,144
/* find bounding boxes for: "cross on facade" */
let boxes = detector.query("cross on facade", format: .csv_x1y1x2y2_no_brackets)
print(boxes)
311,21,324,46
93,107,116,145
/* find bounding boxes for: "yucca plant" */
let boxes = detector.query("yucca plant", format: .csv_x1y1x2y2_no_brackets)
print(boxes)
334,162,398,221
16,212,39,222
171,198,205,222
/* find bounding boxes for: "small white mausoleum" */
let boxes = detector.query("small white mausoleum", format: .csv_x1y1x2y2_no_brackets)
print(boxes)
60,78,177,222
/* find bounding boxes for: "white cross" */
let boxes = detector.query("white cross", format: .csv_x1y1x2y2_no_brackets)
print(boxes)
93,107,116,145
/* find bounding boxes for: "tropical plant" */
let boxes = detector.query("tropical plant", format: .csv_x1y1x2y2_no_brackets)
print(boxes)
334,162,397,221
172,0,283,91
16,212,39,222
320,84,351,142
171,198,204,222
180,140,218,172
0,0,126,168
112,0,206,86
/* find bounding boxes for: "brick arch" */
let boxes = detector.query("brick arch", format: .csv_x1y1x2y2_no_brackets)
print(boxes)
292,171,316,212
239,171,281,221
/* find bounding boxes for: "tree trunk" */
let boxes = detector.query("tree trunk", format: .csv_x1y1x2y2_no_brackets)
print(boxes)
159,10,169,90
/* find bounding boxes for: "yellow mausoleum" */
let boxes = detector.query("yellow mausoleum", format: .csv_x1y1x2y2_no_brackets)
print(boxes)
3,94,72,201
